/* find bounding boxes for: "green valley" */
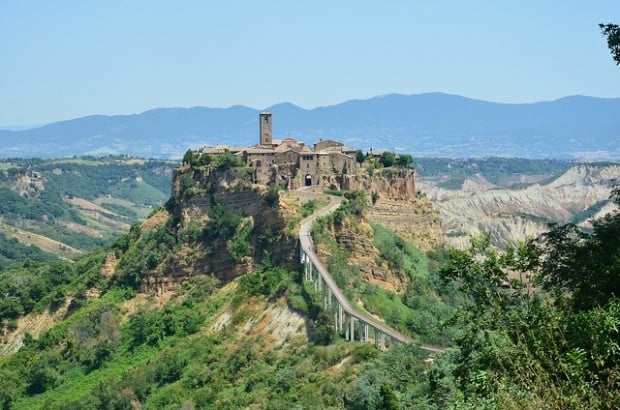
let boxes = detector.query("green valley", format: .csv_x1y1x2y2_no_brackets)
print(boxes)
0,157,176,268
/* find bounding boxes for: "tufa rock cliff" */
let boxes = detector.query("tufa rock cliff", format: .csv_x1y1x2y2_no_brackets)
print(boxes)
130,165,298,291
125,163,440,293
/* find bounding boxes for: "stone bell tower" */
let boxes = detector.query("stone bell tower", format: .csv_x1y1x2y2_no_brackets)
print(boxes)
259,112,272,145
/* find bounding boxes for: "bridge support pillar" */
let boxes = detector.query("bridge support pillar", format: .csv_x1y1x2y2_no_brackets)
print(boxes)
333,299,339,333
358,320,364,341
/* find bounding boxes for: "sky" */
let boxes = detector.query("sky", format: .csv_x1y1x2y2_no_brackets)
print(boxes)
1,0,619,127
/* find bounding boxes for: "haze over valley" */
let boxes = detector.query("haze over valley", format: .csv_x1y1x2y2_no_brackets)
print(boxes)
1,93,619,160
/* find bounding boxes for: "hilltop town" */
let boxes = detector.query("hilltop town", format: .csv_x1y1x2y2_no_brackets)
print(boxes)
199,112,411,190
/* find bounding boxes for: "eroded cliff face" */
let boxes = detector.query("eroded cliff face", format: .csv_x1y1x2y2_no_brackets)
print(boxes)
324,218,406,293
343,168,417,200
355,169,443,252
314,168,443,294
137,166,297,290
367,195,443,252
418,164,620,249
138,164,441,293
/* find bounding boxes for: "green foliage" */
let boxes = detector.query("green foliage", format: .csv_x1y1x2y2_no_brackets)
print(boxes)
380,151,396,167
183,275,220,303
434,198,620,409
0,252,106,323
227,218,253,262
332,190,366,224
66,306,120,371
0,231,54,270
262,183,280,206
356,150,366,164
371,191,379,204
186,151,213,167
238,264,290,300
381,167,400,176
396,153,413,168
204,203,241,242
178,172,198,198
115,223,177,288
373,224,428,281
600,23,620,65
323,189,345,196
346,344,432,410
537,187,620,311
215,151,245,171
124,303,205,350
413,157,575,187
300,199,319,218
182,149,193,165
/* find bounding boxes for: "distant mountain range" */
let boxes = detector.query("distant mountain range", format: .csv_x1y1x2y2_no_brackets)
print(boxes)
1,93,619,159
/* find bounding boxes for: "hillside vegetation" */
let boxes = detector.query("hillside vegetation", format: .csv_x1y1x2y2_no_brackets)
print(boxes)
1,157,619,409
0,180,446,408
0,157,175,268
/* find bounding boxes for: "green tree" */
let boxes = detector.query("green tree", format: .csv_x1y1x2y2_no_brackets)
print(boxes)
356,150,366,164
396,154,413,168
380,151,396,167
182,149,193,165
537,186,620,311
600,23,620,65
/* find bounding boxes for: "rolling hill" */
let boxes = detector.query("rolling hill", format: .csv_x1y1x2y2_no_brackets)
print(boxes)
1,93,619,160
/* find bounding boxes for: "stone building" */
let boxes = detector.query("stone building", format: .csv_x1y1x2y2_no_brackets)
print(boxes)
202,112,358,189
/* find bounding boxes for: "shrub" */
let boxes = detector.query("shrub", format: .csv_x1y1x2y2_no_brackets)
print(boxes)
263,184,280,206
228,219,253,262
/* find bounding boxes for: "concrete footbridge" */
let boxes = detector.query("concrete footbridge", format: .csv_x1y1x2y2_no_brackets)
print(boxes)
298,196,444,352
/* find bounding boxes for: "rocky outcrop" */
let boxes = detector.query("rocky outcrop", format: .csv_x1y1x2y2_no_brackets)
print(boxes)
342,168,417,201
368,195,443,252
152,165,297,287
344,168,442,251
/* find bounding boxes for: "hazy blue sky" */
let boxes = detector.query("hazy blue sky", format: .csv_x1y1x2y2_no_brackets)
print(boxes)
1,1,619,126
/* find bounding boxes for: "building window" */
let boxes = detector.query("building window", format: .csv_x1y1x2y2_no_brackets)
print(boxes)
264,116,269,124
